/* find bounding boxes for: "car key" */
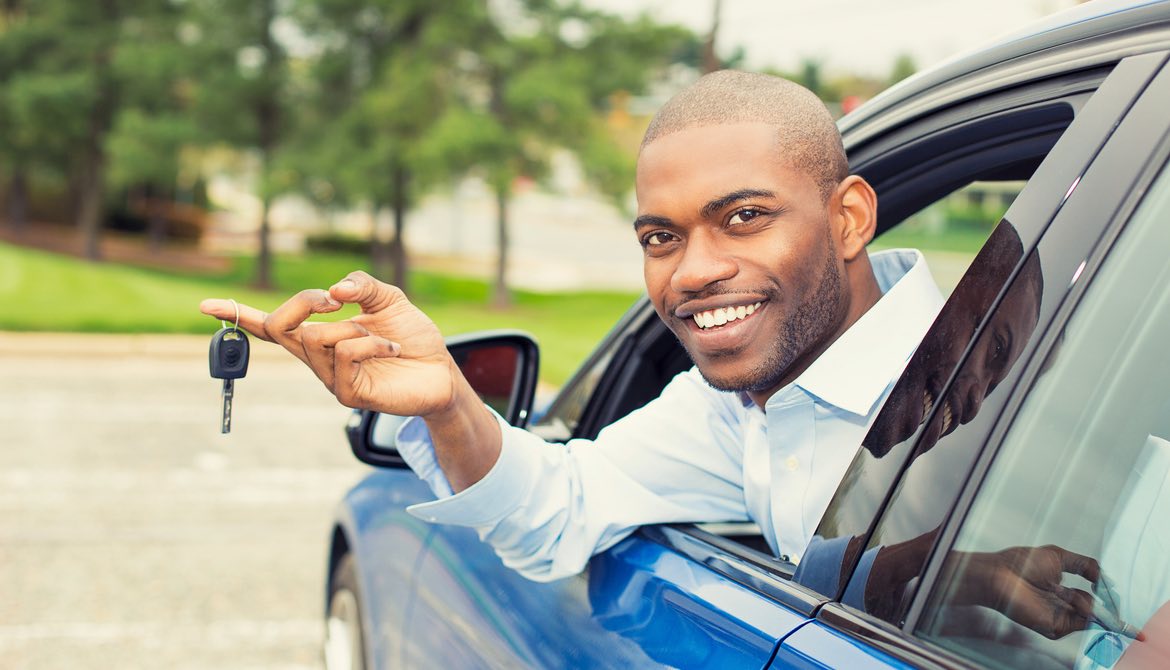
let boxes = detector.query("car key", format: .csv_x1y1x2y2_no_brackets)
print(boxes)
209,325,250,433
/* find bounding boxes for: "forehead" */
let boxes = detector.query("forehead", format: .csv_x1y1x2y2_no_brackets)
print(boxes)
635,122,812,213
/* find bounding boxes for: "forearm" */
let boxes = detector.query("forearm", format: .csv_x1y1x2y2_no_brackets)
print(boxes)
423,375,503,493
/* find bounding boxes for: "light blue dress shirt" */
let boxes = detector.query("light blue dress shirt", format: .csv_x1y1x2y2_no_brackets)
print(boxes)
397,249,944,581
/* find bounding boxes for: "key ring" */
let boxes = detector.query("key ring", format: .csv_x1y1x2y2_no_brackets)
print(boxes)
220,299,240,332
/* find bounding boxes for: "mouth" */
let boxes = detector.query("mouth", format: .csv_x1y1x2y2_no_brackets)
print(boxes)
922,388,954,435
688,301,764,330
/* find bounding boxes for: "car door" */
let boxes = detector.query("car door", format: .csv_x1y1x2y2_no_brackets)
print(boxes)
771,51,1170,669
400,46,1170,670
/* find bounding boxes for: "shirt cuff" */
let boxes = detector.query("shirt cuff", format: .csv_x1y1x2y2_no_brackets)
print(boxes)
395,415,454,498
399,411,540,527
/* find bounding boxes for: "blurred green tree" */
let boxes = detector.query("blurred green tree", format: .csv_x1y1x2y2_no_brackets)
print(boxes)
417,1,693,307
889,52,918,86
290,0,489,293
0,0,158,259
106,2,198,252
184,0,292,289
0,1,77,237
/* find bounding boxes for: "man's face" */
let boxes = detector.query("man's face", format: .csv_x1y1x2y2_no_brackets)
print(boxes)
635,122,849,398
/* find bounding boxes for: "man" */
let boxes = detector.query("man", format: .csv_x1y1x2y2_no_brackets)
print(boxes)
201,70,943,581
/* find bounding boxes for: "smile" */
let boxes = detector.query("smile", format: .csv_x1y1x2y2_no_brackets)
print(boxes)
922,388,954,434
692,302,763,329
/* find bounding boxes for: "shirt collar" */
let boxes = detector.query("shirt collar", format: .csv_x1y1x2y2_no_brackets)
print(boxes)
788,248,944,417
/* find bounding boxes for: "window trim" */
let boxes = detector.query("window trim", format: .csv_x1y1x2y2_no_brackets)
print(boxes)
903,55,1170,640
636,524,827,618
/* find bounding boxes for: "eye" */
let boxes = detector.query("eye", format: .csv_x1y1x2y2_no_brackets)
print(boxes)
989,332,1008,362
642,231,677,247
728,208,764,226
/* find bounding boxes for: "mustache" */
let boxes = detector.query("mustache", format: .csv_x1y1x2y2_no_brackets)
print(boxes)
667,286,777,311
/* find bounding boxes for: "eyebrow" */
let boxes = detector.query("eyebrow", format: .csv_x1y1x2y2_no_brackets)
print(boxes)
633,188,778,230
633,214,673,230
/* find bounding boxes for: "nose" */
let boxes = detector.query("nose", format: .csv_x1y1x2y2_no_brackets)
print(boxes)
670,230,737,293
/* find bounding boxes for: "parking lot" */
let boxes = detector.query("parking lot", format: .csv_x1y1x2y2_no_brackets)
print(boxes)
0,333,368,669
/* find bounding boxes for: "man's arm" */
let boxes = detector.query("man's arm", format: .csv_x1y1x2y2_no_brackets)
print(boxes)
203,273,751,580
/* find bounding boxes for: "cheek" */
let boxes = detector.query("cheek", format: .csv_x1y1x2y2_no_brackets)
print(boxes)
643,258,674,303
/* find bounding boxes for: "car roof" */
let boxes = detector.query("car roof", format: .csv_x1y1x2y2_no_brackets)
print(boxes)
839,0,1170,146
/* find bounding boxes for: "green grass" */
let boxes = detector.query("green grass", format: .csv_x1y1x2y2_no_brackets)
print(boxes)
870,223,991,255
0,242,640,385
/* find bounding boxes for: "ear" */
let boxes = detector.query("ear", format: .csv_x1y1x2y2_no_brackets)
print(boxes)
833,176,878,262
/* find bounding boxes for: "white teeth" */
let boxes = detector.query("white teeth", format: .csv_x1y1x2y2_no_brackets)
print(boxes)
923,389,934,417
692,302,763,329
942,402,953,433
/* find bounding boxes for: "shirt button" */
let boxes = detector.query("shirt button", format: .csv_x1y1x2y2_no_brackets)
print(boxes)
785,456,799,471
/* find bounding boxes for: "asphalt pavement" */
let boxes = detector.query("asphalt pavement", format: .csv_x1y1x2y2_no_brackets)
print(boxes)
0,333,369,669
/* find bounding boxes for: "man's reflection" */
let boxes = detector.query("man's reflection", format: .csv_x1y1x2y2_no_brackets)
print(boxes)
796,221,1120,646
797,222,1042,600
862,222,1043,457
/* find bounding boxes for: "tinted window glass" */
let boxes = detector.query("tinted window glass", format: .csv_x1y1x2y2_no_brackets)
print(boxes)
916,166,1170,669
794,221,1041,598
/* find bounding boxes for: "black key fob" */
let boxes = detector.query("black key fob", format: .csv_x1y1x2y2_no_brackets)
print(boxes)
209,327,250,380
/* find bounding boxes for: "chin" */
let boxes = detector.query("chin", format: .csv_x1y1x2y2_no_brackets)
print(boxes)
693,356,783,395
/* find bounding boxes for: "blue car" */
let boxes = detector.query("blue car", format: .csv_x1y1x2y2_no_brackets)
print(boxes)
325,1,1170,667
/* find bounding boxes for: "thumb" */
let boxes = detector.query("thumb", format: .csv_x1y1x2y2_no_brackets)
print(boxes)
329,270,404,314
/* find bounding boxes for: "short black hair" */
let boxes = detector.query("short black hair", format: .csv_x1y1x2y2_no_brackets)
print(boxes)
641,70,849,200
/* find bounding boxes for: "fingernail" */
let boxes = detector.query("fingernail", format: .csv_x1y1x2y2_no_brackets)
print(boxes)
324,294,342,307
333,279,356,292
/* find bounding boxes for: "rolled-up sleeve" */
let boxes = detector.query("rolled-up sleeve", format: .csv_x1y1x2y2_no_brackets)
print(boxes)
394,368,751,581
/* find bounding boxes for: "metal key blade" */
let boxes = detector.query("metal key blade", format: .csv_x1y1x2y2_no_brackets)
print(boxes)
221,379,234,434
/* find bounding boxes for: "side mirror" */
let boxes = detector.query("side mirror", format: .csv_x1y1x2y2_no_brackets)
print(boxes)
347,330,540,468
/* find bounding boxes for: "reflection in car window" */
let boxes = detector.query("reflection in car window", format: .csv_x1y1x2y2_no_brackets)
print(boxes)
795,221,1039,599
872,180,1023,296
917,166,1170,669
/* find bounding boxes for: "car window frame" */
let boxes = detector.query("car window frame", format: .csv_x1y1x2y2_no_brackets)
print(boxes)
904,54,1170,647
810,50,1170,668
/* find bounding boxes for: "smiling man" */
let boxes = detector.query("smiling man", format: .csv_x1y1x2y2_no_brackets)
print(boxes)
201,70,943,580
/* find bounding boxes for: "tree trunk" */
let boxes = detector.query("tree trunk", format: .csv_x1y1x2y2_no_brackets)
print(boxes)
253,0,280,290
389,166,409,293
255,186,274,290
702,0,723,74
492,187,510,309
370,202,392,282
78,0,119,261
7,171,27,237
146,183,167,253
77,155,106,261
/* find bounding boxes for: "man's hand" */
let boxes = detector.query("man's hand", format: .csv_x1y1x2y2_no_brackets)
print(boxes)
956,544,1099,640
200,271,502,491
200,271,455,417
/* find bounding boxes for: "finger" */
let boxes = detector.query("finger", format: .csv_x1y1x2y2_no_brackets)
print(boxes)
263,289,343,361
329,271,405,314
300,321,371,389
333,336,401,409
1052,545,1101,583
199,299,275,342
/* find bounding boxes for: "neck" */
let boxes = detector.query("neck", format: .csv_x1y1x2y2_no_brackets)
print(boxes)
747,254,882,408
